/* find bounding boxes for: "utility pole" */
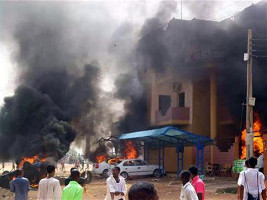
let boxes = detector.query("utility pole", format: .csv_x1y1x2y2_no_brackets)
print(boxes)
245,29,254,159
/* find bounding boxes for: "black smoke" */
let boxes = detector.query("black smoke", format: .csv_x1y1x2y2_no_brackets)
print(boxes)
115,1,178,133
0,3,102,161
116,1,267,136
115,73,148,132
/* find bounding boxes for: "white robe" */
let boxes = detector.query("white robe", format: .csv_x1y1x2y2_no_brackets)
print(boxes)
104,175,127,200
37,177,62,200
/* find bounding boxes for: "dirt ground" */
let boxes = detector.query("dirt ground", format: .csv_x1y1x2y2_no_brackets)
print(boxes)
0,163,238,200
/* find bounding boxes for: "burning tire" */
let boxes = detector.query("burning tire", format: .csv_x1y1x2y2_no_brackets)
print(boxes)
120,172,129,179
153,169,162,178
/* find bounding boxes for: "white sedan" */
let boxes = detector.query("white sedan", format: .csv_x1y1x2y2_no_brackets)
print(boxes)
93,161,112,177
116,159,163,179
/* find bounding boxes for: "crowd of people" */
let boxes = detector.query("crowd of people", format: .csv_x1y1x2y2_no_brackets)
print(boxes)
8,156,266,200
9,163,205,200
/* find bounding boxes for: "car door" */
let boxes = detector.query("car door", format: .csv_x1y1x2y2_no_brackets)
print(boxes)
122,160,137,176
134,160,150,176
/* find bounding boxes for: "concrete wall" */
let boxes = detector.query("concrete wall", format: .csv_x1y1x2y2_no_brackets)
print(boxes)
148,146,193,173
148,68,193,126
144,71,239,173
192,79,211,137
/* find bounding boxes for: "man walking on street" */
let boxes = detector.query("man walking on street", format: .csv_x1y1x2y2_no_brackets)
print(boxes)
37,164,61,200
62,169,83,200
180,170,198,200
238,156,266,200
188,166,205,200
10,169,30,200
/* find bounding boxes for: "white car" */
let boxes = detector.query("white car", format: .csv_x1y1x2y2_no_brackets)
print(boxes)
93,161,112,177
116,159,163,179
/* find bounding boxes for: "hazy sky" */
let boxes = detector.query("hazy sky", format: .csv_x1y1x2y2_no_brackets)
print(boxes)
0,0,262,105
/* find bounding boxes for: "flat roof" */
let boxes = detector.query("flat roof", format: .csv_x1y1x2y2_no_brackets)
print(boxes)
119,126,214,147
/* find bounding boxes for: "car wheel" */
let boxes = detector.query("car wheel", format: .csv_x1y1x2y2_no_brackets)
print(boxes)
153,169,162,178
120,172,129,179
102,169,109,178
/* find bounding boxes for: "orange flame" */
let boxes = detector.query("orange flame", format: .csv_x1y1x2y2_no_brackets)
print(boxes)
19,155,46,168
107,157,124,165
30,184,39,188
241,113,264,159
124,141,138,159
96,141,138,164
96,155,108,163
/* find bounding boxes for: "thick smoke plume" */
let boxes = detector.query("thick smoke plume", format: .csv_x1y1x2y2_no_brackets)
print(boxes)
116,0,267,140
0,3,104,161
1,1,266,161
115,1,178,133
134,1,267,134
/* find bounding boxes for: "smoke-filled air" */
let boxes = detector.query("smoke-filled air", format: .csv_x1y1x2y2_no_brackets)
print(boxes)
0,1,266,162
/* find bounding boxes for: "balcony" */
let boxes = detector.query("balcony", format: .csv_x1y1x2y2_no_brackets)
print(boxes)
156,107,190,125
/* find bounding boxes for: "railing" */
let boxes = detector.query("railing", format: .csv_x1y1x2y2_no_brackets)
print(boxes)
156,107,190,125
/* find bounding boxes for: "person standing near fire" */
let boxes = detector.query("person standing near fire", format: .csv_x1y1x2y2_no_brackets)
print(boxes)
10,169,30,200
61,159,65,172
37,164,61,200
62,169,83,200
238,156,266,200
105,166,127,200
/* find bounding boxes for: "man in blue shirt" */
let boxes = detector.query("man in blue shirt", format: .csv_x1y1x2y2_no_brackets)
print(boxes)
10,169,30,200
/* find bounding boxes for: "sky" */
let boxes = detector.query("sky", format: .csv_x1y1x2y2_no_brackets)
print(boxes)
0,0,263,106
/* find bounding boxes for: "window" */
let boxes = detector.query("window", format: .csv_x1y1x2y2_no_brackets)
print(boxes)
159,95,171,115
179,92,185,107
135,160,147,166
123,161,135,166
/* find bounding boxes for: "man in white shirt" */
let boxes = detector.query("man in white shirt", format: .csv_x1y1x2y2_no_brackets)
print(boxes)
105,166,127,200
180,170,198,200
238,156,266,200
238,159,250,186
37,164,62,200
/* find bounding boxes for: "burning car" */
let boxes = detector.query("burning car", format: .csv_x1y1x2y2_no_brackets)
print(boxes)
93,161,112,177
0,160,48,189
0,157,93,189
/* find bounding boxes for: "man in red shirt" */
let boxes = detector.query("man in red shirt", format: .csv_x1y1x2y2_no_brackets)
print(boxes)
188,166,205,200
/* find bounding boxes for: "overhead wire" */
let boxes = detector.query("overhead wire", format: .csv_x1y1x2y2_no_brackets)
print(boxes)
198,1,246,20
211,2,253,21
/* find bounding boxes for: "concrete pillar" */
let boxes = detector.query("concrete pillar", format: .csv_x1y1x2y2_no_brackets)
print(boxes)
210,70,217,164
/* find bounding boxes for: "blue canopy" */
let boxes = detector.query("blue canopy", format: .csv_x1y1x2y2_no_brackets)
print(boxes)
119,126,214,146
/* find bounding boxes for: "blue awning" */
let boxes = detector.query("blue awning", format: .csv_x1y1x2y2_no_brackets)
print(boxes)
119,126,214,146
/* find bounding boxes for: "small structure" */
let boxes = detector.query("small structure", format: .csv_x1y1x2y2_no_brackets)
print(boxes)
119,126,214,176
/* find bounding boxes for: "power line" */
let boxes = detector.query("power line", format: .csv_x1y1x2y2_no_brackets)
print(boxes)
210,2,253,21
198,1,246,20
